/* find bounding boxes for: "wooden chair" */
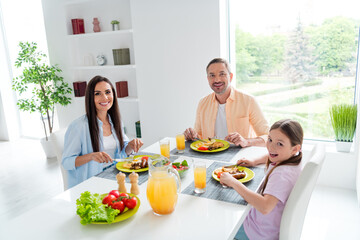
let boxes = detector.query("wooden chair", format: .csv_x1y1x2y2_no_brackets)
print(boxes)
51,128,68,191
279,143,325,240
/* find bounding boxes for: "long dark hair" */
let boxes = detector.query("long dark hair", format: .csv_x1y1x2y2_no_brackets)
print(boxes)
259,119,303,195
85,75,124,152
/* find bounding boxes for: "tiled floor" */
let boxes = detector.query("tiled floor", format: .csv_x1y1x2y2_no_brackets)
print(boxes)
1,138,360,239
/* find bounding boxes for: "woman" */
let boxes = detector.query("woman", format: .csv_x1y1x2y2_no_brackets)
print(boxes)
62,75,143,188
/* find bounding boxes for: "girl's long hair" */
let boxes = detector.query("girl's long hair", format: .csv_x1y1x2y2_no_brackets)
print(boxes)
85,75,124,152
259,119,303,195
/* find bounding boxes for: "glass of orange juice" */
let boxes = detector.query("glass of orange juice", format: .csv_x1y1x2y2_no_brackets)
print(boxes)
176,134,185,153
194,161,206,193
159,138,170,158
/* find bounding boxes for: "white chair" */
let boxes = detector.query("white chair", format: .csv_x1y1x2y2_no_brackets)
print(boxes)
51,128,68,191
279,143,325,240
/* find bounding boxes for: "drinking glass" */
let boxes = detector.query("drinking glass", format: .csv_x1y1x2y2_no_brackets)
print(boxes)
159,138,170,159
193,161,206,193
176,134,185,153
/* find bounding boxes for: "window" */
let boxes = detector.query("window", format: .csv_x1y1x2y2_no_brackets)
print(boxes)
229,0,360,140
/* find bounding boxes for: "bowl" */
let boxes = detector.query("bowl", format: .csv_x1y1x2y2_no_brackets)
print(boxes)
172,160,190,179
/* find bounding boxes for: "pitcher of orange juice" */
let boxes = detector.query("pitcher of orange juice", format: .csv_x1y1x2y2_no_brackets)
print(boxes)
146,156,181,215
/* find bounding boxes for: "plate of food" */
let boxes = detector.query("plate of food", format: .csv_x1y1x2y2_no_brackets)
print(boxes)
76,190,140,225
190,139,230,152
212,165,255,183
116,155,150,173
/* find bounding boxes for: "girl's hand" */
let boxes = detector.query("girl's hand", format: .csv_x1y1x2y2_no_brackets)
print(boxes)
225,132,249,147
127,138,144,153
91,152,113,163
220,172,238,188
236,157,255,167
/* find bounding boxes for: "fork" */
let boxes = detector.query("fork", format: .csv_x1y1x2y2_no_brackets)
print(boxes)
194,137,208,143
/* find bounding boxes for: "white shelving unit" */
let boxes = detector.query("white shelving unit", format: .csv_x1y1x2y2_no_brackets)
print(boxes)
61,0,140,138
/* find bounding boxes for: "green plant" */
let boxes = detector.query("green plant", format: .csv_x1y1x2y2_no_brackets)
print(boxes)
12,42,72,141
329,104,357,142
111,20,119,24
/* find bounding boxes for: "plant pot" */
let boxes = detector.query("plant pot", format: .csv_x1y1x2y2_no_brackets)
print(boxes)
40,137,56,158
335,141,352,153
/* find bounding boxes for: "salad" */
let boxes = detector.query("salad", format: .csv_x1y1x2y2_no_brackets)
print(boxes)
172,160,190,178
76,190,139,225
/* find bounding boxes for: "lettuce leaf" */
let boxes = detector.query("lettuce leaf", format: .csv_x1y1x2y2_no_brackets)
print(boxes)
76,191,120,225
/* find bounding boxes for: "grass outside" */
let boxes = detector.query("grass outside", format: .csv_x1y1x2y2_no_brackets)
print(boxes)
236,76,356,139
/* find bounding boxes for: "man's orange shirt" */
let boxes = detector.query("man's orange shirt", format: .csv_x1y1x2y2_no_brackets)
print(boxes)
194,87,269,142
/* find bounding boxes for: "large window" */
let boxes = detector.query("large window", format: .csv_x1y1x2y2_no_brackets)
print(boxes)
229,0,360,140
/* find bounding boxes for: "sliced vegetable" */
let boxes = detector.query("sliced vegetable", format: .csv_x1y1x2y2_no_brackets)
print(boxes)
198,146,208,150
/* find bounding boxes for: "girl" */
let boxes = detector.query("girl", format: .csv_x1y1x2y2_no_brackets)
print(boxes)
62,76,143,188
220,119,303,240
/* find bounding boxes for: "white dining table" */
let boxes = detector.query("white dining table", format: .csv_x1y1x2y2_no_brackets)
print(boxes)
1,138,267,240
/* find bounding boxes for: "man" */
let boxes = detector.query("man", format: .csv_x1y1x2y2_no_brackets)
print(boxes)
184,58,269,147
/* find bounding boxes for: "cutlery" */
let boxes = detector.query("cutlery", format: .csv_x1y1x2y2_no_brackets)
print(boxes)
194,137,208,143
223,164,239,168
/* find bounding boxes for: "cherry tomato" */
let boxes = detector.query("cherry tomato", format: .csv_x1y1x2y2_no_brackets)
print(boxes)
198,146,208,150
102,194,117,206
112,201,125,213
217,172,223,179
109,190,120,198
125,196,137,209
141,156,149,161
172,165,177,169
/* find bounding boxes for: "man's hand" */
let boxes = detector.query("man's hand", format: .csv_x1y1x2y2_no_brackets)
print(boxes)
184,128,199,141
225,132,249,147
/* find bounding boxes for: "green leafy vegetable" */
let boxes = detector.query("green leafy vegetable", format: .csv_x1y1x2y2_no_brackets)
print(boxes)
172,162,181,167
181,160,188,167
76,191,119,225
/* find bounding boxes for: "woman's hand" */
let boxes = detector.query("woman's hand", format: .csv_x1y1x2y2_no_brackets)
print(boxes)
91,152,113,163
225,132,249,147
220,172,239,188
126,138,144,154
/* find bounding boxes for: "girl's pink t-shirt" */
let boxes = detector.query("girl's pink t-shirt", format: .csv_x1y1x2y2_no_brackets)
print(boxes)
244,163,302,240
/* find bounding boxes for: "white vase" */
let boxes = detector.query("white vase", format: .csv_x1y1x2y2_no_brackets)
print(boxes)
40,137,56,158
335,141,352,153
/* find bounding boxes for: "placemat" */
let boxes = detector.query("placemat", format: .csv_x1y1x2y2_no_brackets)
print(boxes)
170,141,241,162
181,162,265,205
96,152,179,185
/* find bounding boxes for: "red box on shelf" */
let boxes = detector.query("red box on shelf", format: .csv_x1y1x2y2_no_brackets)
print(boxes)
116,81,128,98
71,19,85,34
73,81,87,97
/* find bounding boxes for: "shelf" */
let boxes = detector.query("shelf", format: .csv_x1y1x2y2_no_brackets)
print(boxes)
72,65,136,70
64,0,96,6
67,29,133,39
117,97,139,103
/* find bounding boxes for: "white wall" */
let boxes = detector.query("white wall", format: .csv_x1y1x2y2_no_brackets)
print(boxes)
131,0,227,145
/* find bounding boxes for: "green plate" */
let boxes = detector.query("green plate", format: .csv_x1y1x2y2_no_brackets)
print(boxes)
212,166,255,183
116,155,150,173
190,139,230,153
91,193,140,224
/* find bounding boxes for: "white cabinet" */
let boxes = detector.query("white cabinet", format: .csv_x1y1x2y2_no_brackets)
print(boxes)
46,0,140,138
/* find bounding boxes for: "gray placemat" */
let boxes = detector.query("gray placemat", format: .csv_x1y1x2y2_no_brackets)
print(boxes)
181,162,265,205
96,152,179,185
170,141,241,162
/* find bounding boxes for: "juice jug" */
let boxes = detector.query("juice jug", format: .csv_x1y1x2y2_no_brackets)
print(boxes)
146,156,181,215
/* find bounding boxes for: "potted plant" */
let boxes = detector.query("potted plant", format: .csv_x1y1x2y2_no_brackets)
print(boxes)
12,41,72,158
329,103,357,152
111,20,120,31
